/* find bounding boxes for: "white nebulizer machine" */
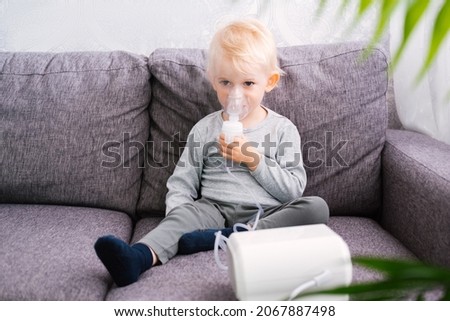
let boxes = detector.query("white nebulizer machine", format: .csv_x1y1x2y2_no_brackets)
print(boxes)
216,88,352,301
225,224,352,301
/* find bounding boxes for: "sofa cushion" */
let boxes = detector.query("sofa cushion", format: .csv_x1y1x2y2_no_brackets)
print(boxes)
0,51,150,217
0,204,133,300
138,42,388,217
268,44,388,217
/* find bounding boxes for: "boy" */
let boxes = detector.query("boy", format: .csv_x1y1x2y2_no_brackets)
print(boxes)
95,18,329,287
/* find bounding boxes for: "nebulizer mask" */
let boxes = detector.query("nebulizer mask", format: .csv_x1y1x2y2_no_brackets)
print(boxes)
221,86,248,143
214,85,352,301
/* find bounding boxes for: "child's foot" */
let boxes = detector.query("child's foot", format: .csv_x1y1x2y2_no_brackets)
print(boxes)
94,235,153,287
178,226,246,254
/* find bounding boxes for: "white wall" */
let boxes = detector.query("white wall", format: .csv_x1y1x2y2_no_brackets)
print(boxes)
0,0,378,54
390,0,450,144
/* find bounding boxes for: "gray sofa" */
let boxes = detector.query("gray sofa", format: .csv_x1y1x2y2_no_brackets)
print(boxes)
1,42,449,300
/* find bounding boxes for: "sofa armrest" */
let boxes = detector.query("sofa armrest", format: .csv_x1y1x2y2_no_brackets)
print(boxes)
381,129,450,267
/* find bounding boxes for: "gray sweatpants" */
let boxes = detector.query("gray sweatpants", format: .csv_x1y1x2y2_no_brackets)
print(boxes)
139,196,329,264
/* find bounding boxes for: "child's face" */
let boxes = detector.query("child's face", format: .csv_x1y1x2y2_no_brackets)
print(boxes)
210,57,279,121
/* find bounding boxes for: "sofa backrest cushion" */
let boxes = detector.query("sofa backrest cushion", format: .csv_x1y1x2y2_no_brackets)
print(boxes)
137,49,218,216
138,42,388,217
0,51,150,217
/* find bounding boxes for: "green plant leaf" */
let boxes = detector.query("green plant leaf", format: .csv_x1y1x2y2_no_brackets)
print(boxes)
345,0,376,34
297,278,432,300
327,0,448,78
353,257,450,282
362,0,402,60
359,0,377,16
290,256,450,301
443,288,450,300
339,0,378,44
391,0,432,69
417,0,450,81
337,0,351,17
315,0,328,18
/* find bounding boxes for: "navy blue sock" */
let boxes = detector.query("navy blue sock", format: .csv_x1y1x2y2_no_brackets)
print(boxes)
94,235,152,287
178,226,246,255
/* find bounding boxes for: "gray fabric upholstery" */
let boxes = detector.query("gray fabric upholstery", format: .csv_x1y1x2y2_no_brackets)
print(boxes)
382,129,450,267
328,216,416,283
0,204,133,300
0,51,150,217
105,216,416,300
137,42,388,218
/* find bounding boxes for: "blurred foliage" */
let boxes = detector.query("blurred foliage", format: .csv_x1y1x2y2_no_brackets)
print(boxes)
318,0,450,81
295,257,450,300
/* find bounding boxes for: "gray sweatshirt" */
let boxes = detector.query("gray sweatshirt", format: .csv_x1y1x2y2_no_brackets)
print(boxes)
165,107,307,214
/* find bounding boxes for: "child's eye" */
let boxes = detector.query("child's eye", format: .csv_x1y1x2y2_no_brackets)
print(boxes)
243,81,255,87
219,80,231,86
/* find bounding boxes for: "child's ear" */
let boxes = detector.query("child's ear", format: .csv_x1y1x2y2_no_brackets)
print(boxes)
265,72,280,92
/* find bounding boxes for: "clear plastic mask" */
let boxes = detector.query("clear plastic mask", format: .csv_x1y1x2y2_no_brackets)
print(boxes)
224,87,249,122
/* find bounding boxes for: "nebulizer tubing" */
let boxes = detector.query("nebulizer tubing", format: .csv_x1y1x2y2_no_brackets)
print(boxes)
214,86,264,271
287,270,332,300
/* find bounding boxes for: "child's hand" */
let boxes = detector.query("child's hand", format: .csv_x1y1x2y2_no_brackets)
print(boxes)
218,133,261,171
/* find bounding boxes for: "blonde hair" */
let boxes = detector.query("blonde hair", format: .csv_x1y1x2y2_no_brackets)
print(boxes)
207,18,283,77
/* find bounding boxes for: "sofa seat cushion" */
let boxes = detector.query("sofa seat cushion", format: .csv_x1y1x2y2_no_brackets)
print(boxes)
0,51,151,217
105,216,415,300
328,216,416,283
0,204,133,300
138,42,388,218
